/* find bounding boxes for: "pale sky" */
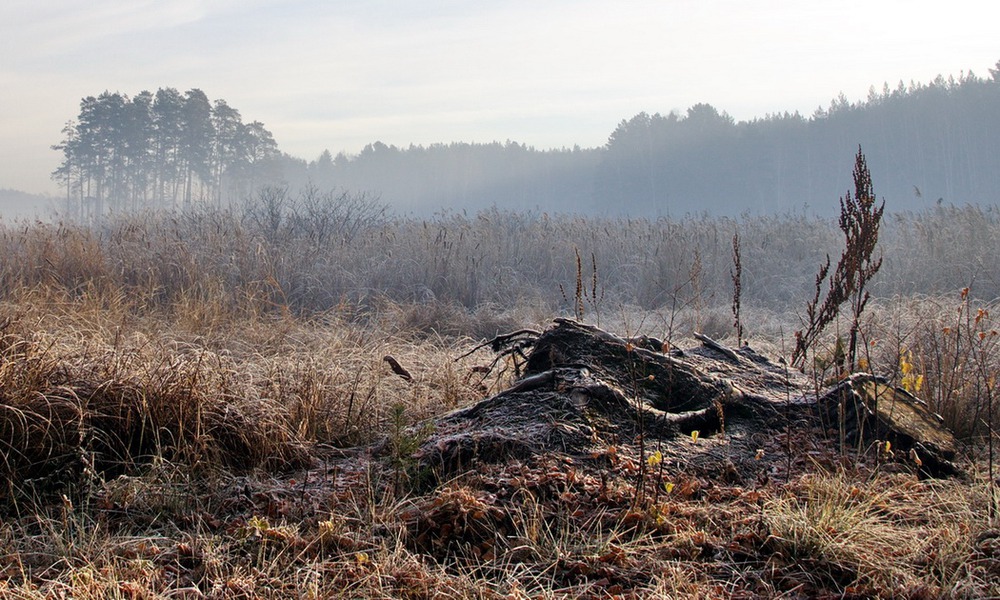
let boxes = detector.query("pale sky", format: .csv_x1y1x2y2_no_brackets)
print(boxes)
2,0,998,196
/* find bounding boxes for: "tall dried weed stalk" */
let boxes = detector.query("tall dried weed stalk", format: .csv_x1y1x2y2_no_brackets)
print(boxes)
793,147,884,370
730,230,744,346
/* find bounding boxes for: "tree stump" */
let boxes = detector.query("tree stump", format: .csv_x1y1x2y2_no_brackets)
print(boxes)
415,319,959,483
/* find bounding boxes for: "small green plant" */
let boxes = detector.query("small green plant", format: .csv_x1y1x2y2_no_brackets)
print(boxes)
386,401,433,498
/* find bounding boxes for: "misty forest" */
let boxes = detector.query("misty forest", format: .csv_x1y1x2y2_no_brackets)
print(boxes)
1,63,999,598
48,63,1000,218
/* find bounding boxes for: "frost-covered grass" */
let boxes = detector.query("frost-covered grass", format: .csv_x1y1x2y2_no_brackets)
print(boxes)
1,207,999,597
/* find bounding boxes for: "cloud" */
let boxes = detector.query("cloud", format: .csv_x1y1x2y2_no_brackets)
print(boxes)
4,1,217,61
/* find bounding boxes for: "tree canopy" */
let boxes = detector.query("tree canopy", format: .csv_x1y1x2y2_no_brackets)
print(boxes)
287,63,1000,216
53,62,1000,218
52,88,280,218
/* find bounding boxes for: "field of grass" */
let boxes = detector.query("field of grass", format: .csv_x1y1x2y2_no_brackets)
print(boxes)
1,203,1000,598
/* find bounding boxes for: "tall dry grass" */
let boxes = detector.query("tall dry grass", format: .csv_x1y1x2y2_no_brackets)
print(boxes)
4,196,998,320
0,284,494,512
3,200,1000,434
763,468,1000,597
0,200,999,596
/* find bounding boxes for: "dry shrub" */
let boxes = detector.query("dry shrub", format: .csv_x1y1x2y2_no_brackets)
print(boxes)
83,378,307,473
0,393,88,505
0,309,313,508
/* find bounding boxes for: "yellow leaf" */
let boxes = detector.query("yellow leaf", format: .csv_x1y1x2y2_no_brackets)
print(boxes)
664,482,675,493
691,430,699,443
355,552,369,565
647,450,662,467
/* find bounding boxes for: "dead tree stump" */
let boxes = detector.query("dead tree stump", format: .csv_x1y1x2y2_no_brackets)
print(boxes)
415,319,959,484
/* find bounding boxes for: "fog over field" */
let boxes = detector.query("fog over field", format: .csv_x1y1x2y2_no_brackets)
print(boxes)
2,2,999,217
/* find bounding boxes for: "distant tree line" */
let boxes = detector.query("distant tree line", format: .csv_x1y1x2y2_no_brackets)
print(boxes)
592,64,1000,215
52,62,1000,217
52,88,281,218
283,61,1000,216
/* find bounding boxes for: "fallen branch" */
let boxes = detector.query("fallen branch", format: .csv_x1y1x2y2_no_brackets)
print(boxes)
693,332,741,363
455,328,541,361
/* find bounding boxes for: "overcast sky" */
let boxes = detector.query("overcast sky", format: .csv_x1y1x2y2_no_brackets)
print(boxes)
2,0,998,195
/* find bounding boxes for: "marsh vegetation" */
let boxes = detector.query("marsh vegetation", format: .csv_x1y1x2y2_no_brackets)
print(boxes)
1,190,1000,597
